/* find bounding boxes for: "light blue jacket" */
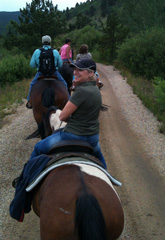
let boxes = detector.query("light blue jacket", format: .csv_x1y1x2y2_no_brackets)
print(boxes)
30,45,63,70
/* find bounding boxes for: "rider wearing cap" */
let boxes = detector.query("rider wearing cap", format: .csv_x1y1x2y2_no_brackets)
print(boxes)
26,35,68,109
28,58,107,169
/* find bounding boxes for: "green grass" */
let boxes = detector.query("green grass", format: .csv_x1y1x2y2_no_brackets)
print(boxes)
114,61,165,134
0,79,31,128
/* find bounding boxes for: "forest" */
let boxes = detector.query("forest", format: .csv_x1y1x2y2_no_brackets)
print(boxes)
0,0,165,131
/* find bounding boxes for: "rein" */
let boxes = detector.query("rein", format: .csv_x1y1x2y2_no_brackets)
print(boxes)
59,121,63,128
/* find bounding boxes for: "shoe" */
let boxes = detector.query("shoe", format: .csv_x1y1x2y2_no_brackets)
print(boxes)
12,177,19,188
98,82,104,89
26,101,32,109
70,86,75,91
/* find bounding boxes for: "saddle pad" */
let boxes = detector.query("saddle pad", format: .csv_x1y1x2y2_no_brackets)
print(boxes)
26,157,122,192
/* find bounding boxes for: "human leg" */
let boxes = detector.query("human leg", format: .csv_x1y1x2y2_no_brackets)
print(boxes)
86,134,107,169
29,130,63,160
27,72,42,101
92,142,107,169
70,76,75,91
61,132,107,169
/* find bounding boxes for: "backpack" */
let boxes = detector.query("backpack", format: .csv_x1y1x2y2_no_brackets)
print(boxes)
39,47,56,76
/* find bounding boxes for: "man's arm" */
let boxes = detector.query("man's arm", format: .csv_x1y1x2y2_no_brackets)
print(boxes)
30,49,40,68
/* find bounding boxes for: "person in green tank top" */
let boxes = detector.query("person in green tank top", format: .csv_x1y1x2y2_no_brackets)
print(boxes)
29,59,107,169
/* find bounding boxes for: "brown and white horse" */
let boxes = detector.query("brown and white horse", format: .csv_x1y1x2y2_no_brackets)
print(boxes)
28,109,124,240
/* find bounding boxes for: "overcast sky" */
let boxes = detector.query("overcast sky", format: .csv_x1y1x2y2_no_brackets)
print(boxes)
0,0,86,12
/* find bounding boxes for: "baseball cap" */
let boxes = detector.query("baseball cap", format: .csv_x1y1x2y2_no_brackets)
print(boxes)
70,58,96,72
42,35,51,44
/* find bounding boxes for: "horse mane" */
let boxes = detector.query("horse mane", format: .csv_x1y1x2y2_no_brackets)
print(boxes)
39,106,66,139
39,106,58,139
50,109,67,131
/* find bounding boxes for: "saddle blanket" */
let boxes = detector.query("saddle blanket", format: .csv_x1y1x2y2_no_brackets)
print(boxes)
26,157,122,193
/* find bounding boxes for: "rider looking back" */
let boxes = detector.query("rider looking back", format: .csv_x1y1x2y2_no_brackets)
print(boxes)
28,58,107,169
26,35,68,109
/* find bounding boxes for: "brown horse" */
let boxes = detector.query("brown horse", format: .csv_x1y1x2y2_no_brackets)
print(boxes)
26,77,69,139
27,109,124,240
31,155,124,240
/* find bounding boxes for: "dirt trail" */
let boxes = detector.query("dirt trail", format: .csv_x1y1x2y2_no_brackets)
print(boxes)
97,64,165,239
0,64,165,240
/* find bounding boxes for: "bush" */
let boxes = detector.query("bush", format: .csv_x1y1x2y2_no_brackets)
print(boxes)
117,27,165,80
0,54,35,86
153,77,165,113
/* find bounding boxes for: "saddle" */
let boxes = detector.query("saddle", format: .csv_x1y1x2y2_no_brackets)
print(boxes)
37,75,58,81
47,140,105,168
49,140,94,155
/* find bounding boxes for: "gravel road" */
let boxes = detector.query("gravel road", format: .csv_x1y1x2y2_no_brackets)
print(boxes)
0,64,165,239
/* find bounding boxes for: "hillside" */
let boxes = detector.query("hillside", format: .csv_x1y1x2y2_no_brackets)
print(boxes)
0,11,20,35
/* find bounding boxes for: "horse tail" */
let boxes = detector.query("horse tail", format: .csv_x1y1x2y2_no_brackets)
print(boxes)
42,88,55,108
75,193,106,240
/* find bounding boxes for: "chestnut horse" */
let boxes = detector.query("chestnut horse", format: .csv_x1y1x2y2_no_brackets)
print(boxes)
28,109,124,240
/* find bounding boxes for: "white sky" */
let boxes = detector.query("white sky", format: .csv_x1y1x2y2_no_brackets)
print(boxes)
0,0,87,12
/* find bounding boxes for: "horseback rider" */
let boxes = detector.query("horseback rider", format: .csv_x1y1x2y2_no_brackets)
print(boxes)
26,35,68,109
28,58,107,169
70,44,104,91
59,38,73,64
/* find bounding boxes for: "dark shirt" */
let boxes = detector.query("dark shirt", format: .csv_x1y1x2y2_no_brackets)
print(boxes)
64,81,102,135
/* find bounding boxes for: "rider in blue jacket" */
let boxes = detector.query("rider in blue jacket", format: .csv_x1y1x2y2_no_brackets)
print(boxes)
26,35,68,109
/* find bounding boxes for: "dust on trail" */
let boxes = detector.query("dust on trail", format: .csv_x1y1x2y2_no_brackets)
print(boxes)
0,65,165,240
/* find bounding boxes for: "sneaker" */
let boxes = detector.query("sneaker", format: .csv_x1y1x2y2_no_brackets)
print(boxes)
26,101,32,109
70,86,75,91
12,177,19,188
98,82,104,89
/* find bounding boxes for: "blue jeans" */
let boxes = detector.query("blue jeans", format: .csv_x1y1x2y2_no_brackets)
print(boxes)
27,71,68,101
29,130,107,169
62,58,74,63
